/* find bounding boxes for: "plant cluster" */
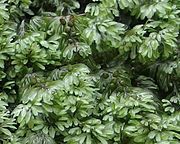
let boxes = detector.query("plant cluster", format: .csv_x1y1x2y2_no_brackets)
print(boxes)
0,0,179,144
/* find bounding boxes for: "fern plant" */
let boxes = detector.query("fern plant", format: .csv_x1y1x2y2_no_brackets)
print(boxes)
0,0,179,143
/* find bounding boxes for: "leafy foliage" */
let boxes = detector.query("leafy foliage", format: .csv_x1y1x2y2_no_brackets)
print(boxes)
0,0,179,143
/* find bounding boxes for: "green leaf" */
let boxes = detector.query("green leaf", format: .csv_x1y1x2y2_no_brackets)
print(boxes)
86,135,92,144
49,126,55,138
0,128,11,136
96,135,108,144
32,124,44,131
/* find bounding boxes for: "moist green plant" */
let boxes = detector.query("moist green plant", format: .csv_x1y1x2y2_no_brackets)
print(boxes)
0,0,179,143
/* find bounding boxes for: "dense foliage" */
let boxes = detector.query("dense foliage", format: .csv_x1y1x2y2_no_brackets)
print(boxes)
0,0,179,143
